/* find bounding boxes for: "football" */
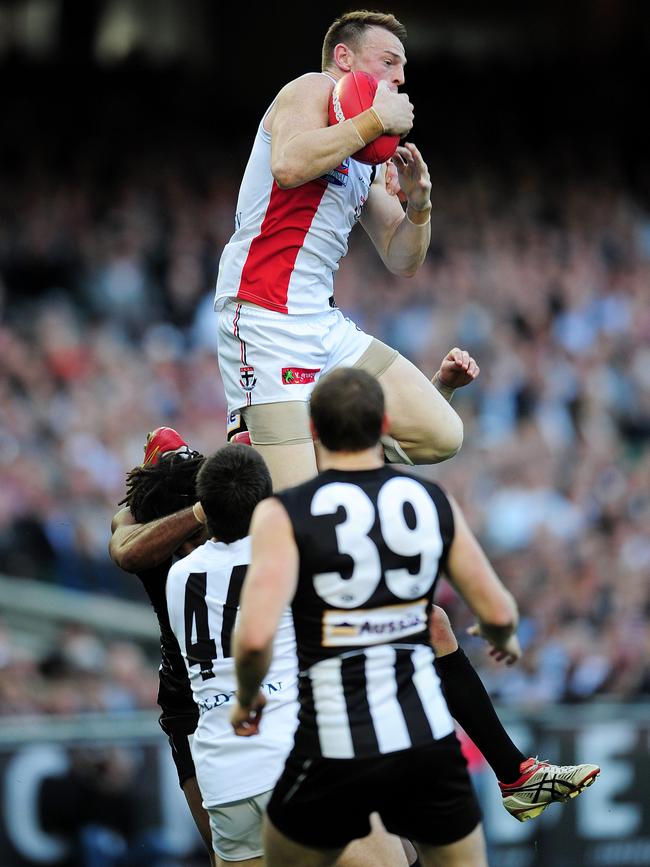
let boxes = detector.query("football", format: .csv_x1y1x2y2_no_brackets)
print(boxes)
328,71,400,165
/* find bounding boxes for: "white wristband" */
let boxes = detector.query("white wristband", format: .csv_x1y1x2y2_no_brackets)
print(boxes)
192,502,206,524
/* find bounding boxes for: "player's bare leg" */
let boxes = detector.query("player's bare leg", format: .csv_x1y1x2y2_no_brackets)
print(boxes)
182,777,217,867
249,440,318,491
378,354,464,464
376,348,479,465
242,401,318,491
214,858,262,867
247,442,318,493
337,813,409,866
263,814,409,867
264,815,344,867
417,823,488,867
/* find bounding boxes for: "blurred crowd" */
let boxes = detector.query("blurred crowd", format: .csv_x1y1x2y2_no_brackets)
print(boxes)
0,620,158,716
1,129,649,712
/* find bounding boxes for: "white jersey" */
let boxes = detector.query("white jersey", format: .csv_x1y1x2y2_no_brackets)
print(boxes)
166,537,298,806
215,73,375,316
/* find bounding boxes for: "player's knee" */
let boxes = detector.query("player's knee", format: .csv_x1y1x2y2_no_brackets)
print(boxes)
412,415,464,464
436,415,464,461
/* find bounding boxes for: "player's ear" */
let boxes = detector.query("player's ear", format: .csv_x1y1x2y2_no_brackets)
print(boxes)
333,42,353,73
381,412,391,436
309,419,319,442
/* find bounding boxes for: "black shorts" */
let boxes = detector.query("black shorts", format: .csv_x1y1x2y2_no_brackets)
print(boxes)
159,711,198,788
266,733,481,850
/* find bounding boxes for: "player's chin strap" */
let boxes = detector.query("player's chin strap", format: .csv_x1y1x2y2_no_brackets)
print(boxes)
380,434,414,466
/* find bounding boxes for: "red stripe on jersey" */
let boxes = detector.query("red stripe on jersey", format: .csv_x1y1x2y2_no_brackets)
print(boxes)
236,180,327,314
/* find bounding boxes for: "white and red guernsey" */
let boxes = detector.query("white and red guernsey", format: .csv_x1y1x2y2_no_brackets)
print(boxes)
215,82,375,316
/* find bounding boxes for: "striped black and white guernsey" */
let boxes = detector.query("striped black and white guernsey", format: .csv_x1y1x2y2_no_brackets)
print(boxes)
276,465,457,760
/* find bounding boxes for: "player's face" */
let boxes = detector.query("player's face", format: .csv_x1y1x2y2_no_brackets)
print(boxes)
351,27,406,91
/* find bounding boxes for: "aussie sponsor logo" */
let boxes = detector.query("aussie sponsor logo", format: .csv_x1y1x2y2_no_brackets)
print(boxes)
321,157,350,187
282,367,320,385
322,599,428,647
198,681,285,715
239,365,257,391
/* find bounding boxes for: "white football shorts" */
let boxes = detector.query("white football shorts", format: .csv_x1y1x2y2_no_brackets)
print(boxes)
208,788,273,861
217,299,373,414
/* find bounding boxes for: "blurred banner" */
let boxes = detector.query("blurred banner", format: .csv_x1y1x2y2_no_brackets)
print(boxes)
0,713,202,866
0,705,648,866
478,705,650,867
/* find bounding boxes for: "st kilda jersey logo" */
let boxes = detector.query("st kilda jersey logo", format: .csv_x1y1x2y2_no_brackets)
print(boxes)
240,366,257,391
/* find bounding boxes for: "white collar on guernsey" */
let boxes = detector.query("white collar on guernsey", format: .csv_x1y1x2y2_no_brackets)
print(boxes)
321,71,337,85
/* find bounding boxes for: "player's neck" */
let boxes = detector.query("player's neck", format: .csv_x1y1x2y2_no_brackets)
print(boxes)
318,444,384,472
323,65,343,81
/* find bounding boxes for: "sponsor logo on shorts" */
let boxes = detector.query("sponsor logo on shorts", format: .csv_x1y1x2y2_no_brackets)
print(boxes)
322,599,428,647
282,367,320,385
239,366,257,391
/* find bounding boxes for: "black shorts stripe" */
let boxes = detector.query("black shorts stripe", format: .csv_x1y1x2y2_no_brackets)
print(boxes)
394,648,434,745
341,654,379,755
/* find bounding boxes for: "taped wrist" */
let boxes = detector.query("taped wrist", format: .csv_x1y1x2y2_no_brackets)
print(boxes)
350,107,385,146
406,202,432,226
433,371,454,402
192,502,206,524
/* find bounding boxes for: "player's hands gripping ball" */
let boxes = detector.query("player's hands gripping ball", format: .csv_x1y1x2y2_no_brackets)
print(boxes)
329,71,403,164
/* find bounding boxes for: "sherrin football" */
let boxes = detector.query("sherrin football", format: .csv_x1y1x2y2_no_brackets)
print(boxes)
328,71,400,165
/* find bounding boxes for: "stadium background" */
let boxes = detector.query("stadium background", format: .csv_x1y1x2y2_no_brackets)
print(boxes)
1,1,648,865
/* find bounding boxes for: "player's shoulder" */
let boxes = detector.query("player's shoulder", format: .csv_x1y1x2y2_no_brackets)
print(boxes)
275,471,328,506
277,71,334,101
166,540,247,606
249,497,293,540
167,541,207,581
382,466,450,500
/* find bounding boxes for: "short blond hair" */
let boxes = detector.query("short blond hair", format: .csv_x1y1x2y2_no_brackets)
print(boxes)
321,10,407,71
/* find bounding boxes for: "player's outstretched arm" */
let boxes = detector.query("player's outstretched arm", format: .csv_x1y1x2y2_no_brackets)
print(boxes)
232,498,299,735
270,75,411,188
109,507,203,573
444,496,519,654
361,143,432,276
